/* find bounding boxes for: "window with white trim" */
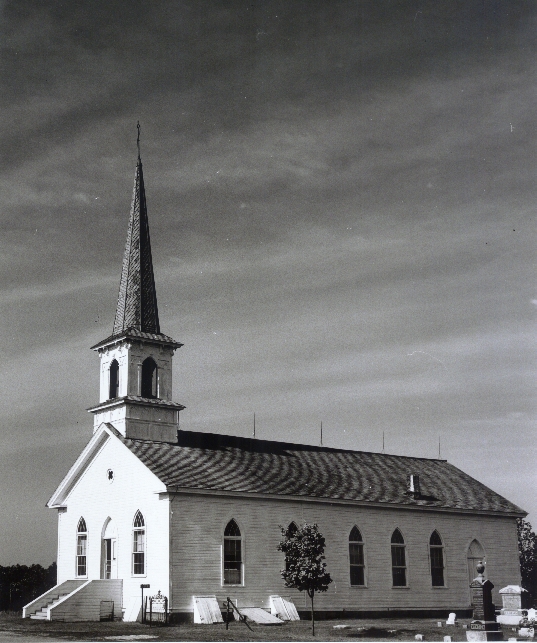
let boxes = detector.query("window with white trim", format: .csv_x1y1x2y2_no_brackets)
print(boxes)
349,526,365,586
391,528,407,587
76,517,87,577
430,530,445,586
132,510,145,575
223,519,242,585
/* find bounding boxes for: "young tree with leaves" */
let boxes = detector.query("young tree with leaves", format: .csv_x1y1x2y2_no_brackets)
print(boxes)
517,518,537,601
277,523,332,636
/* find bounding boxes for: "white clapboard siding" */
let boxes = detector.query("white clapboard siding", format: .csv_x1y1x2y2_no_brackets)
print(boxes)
56,436,170,616
170,492,520,616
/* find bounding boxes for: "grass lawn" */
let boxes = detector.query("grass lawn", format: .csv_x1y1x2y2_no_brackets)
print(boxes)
0,612,520,642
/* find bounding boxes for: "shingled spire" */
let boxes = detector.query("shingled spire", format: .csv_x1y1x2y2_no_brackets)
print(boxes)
113,132,160,335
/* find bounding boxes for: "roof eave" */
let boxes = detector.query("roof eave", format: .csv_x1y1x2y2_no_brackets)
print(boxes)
90,332,183,352
164,485,527,518
87,396,185,414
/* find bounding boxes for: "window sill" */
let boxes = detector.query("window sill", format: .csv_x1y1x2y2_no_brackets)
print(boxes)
431,585,448,589
350,585,368,589
391,586,410,589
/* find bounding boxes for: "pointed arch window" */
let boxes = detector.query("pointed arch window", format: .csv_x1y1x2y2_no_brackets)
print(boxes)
349,526,365,586
223,519,242,585
430,530,445,586
391,529,407,587
132,511,145,576
109,360,119,399
467,539,486,585
76,517,87,577
141,358,158,398
287,522,298,537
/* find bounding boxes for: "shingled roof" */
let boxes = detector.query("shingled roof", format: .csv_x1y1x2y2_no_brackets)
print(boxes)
115,429,524,516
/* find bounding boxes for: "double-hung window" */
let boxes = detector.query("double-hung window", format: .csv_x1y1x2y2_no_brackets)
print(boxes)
132,510,145,575
76,518,87,577
349,526,365,586
391,529,407,587
430,530,445,586
223,519,242,585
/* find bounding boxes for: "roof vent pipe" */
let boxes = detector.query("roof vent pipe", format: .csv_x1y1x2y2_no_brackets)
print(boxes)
407,474,421,497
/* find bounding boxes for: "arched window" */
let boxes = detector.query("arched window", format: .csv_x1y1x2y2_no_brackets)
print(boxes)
467,539,486,585
109,360,119,399
223,519,242,585
287,522,298,537
141,358,158,398
76,517,87,577
349,526,365,586
430,530,445,586
132,511,145,576
391,529,407,587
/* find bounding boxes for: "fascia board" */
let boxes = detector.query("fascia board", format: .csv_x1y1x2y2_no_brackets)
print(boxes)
47,423,112,507
166,486,526,519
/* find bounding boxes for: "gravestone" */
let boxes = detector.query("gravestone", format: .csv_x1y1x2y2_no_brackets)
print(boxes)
497,585,527,626
466,561,502,642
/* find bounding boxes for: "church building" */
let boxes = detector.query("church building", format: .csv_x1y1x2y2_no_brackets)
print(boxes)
23,148,525,622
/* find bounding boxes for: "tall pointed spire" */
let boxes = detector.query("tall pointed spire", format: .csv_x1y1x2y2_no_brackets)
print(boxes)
113,124,160,335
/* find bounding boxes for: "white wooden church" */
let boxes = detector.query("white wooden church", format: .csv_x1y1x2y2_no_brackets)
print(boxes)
23,149,524,622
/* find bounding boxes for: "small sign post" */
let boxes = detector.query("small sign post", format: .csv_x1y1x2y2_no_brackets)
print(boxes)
140,584,150,624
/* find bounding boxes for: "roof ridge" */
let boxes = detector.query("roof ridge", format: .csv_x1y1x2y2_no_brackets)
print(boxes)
168,429,448,461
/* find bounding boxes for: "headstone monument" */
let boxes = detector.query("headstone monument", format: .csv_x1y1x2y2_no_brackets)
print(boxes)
497,585,527,626
466,561,502,642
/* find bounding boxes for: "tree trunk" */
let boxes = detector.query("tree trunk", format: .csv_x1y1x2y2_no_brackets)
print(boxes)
310,590,315,636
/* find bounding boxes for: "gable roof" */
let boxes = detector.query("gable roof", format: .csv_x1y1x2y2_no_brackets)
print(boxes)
47,423,166,508
114,429,524,517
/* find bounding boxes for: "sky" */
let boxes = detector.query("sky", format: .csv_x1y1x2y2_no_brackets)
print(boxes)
0,0,535,566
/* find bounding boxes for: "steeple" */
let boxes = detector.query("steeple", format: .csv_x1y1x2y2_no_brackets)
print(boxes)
88,127,184,443
113,128,160,335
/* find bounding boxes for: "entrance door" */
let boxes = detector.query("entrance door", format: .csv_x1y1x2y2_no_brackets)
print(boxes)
102,518,118,579
104,538,117,579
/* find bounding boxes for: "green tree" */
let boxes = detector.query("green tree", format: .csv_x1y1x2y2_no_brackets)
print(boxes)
517,518,537,601
277,523,332,636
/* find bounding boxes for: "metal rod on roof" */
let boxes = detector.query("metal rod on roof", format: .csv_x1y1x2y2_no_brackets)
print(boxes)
137,121,141,158
320,421,323,446
253,413,256,438
438,435,441,458
382,431,385,453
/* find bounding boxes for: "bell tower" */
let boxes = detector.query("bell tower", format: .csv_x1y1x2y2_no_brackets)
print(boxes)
88,129,185,442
